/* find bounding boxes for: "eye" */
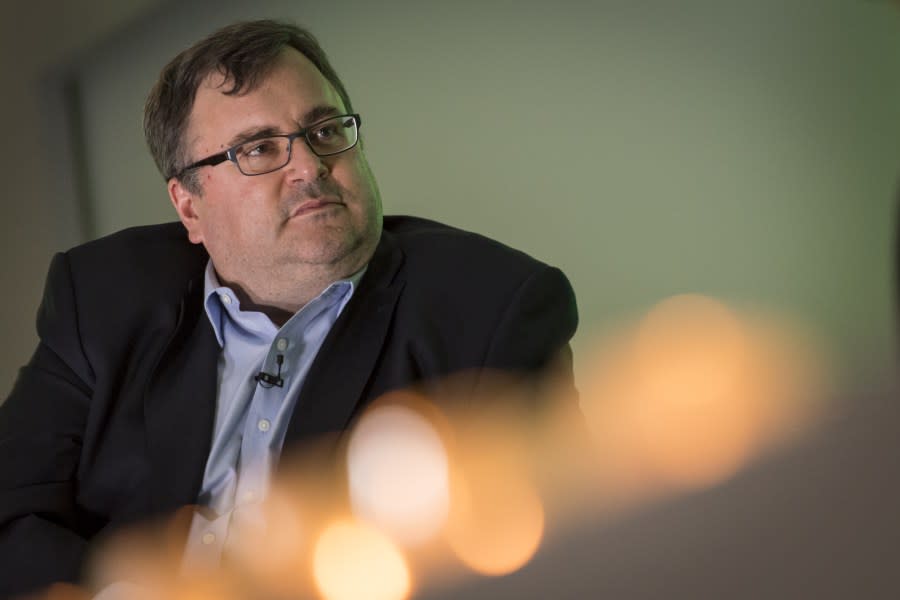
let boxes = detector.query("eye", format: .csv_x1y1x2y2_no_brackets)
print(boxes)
239,138,279,158
311,124,339,141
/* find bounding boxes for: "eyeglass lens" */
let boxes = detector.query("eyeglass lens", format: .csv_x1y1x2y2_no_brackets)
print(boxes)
235,115,358,175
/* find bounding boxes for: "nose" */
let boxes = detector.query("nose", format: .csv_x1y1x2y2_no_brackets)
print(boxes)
285,136,328,181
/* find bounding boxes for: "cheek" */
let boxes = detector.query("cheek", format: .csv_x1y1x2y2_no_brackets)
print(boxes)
335,159,376,203
195,189,259,247
209,204,263,243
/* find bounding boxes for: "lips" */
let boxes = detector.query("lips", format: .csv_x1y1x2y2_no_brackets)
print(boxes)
289,196,344,218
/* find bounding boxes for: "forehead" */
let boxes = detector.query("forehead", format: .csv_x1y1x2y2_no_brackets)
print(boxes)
187,48,346,152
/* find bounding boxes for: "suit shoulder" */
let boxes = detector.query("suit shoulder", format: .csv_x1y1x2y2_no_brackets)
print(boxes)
66,222,206,277
383,215,550,278
60,221,207,302
66,222,201,264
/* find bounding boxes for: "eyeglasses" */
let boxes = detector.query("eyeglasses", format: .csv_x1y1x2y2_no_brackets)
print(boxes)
177,113,361,178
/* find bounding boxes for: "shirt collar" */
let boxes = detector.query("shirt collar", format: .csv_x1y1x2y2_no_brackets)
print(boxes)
202,260,367,348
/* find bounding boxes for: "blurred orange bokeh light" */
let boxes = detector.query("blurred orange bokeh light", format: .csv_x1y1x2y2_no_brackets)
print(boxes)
445,462,545,576
582,294,823,492
347,404,450,546
312,519,411,600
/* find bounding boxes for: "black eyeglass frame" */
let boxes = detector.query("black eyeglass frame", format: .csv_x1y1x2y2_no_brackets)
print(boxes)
174,113,362,179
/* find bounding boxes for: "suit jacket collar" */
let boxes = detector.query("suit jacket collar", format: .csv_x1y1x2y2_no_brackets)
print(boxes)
143,273,218,516
142,226,405,511
282,227,406,449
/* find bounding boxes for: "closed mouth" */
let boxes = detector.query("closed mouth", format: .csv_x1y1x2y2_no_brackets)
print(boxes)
289,197,344,218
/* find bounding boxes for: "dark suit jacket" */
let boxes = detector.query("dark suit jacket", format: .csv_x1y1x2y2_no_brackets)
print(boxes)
0,215,577,597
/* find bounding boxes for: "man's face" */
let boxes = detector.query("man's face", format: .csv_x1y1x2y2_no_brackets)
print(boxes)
169,48,382,293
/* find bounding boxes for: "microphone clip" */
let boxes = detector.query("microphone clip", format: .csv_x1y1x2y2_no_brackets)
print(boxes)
255,353,285,388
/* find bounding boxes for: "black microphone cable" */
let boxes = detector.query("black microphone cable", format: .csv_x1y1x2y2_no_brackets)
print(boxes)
254,353,285,388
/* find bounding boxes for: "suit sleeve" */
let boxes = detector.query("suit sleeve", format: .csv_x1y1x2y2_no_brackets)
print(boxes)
482,265,579,398
0,252,95,597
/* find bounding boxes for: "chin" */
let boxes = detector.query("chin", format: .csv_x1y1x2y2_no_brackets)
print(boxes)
292,233,365,267
286,210,379,268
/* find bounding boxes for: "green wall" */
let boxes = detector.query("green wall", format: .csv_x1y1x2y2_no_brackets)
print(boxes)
75,0,900,390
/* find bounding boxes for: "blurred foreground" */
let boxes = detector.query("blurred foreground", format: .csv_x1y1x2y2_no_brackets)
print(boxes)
28,295,898,600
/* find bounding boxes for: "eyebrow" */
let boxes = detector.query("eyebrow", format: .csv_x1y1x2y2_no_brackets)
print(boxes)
225,126,282,149
223,105,343,149
301,105,341,126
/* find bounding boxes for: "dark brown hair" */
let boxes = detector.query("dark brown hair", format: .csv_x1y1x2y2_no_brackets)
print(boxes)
143,20,353,189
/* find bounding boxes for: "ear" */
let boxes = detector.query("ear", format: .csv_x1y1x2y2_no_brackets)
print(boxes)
168,177,205,245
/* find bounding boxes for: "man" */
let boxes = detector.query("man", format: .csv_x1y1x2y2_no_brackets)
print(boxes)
0,20,577,597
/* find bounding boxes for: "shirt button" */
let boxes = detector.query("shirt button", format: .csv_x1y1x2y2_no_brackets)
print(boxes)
221,294,232,305
258,419,271,432
242,491,256,503
201,532,216,545
276,338,288,351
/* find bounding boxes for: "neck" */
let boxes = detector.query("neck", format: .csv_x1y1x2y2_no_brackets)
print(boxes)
217,252,370,327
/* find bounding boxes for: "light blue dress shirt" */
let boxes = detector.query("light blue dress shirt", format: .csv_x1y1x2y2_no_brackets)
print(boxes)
181,260,364,569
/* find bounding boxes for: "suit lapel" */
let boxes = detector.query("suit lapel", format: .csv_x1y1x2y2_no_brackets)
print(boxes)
143,275,218,516
283,230,405,447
